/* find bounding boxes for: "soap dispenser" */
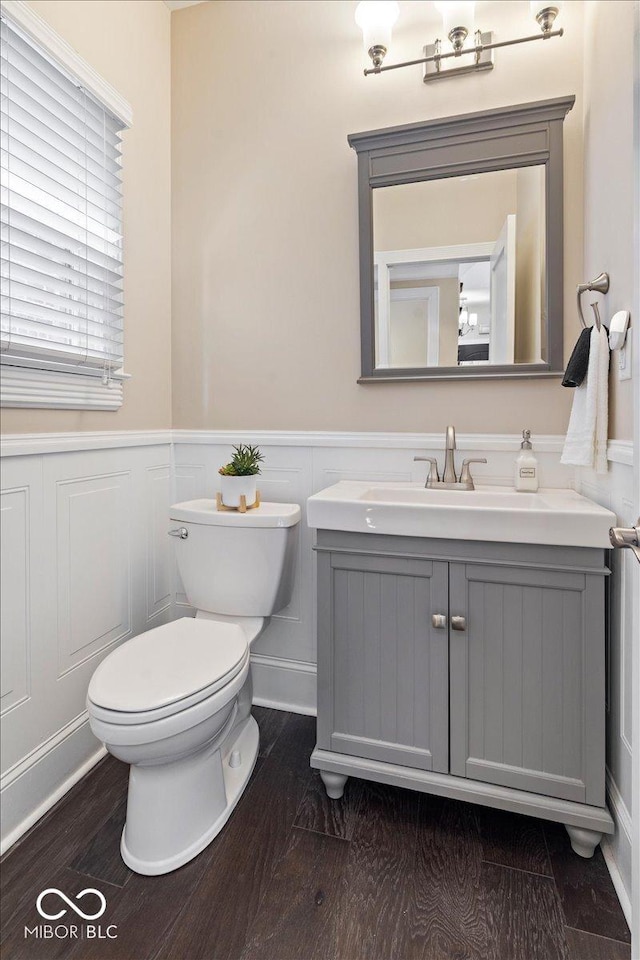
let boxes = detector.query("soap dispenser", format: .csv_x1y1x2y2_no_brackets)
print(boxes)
515,430,539,491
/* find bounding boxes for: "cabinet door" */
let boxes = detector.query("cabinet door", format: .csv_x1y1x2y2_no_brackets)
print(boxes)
449,562,605,806
317,551,449,773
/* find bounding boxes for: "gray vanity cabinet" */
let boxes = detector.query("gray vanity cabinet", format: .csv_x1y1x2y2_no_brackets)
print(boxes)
317,550,449,773
313,530,613,857
448,562,604,806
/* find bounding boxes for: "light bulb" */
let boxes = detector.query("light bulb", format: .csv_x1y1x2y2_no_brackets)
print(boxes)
355,1,400,67
530,0,562,33
435,1,475,49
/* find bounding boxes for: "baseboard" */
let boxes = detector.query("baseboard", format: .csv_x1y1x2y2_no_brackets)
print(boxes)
601,839,633,930
250,653,317,716
0,712,106,855
602,769,633,928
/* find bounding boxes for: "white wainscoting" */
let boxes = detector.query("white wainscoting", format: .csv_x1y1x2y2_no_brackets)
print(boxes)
576,455,637,920
172,430,579,715
0,439,173,853
1,429,634,875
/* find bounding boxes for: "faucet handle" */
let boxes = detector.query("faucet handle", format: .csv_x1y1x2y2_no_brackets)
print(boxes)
414,456,440,487
459,458,487,488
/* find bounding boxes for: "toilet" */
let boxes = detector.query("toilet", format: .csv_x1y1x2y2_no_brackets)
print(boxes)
87,498,300,876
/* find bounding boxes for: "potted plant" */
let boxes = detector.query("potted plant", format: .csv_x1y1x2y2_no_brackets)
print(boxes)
218,444,264,508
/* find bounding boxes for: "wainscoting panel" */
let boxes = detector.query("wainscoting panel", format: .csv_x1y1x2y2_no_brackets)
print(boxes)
0,456,44,774
0,442,173,853
173,461,207,605
576,457,636,916
0,487,30,716
55,470,132,677
146,464,173,622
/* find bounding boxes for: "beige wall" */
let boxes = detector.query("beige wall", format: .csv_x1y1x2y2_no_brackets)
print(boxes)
387,299,428,367
171,0,585,433
6,1,631,439
373,171,519,250
2,0,172,434
515,165,545,363
388,277,460,367
583,1,634,440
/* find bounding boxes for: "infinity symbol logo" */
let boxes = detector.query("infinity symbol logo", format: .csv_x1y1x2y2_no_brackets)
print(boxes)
36,888,107,921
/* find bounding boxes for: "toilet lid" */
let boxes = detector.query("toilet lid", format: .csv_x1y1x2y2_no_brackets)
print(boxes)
88,618,248,714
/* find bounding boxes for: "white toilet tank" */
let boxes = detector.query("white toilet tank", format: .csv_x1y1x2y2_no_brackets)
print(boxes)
169,499,300,617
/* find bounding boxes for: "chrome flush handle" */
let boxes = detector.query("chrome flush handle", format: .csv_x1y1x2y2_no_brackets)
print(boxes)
168,527,188,539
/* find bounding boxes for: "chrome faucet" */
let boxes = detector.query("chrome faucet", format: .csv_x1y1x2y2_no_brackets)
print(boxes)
443,425,457,484
414,425,487,491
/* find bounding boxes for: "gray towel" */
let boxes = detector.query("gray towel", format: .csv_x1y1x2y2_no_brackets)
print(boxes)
562,328,591,387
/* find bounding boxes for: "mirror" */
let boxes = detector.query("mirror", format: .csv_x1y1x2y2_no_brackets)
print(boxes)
348,97,575,381
373,167,546,370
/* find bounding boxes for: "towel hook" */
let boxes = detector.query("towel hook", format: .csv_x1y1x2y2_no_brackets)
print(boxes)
577,272,609,329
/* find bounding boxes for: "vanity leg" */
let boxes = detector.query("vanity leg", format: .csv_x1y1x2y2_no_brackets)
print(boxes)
565,825,603,858
319,770,348,800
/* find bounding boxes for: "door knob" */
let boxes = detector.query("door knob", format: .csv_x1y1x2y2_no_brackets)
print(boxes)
609,522,640,563
451,616,466,631
432,614,447,629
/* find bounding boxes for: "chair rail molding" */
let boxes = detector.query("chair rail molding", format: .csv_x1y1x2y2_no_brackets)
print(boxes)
1,429,631,463
1,430,173,457
172,429,569,453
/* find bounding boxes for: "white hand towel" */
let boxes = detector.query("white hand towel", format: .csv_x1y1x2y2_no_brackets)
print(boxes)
561,325,609,473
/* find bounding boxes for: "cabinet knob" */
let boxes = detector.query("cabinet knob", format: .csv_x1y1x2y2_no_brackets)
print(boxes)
431,614,447,629
451,616,467,631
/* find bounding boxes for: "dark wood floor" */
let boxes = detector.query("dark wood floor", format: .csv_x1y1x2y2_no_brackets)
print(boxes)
1,709,631,960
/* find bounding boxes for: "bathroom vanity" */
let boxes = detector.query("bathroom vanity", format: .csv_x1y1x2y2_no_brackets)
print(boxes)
308,481,617,857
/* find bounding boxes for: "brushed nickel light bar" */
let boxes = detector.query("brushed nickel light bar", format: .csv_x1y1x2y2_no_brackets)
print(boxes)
355,1,564,82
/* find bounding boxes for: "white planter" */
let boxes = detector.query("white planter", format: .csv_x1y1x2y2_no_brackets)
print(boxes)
219,474,258,508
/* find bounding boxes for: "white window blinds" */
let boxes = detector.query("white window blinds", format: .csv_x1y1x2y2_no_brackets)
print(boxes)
0,16,126,379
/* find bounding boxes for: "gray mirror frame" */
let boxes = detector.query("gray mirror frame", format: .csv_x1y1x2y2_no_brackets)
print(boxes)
348,96,575,382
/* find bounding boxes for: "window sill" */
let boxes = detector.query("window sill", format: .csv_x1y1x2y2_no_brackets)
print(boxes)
1,365,125,410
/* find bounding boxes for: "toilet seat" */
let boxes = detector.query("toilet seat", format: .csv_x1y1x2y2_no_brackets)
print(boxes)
88,618,248,725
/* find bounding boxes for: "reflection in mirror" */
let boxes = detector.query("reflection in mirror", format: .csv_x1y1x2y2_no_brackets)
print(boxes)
372,167,546,370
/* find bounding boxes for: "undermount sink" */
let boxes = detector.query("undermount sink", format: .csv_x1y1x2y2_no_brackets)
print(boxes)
307,481,616,548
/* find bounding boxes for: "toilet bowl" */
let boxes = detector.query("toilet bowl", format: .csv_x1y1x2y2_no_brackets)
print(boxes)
87,498,300,876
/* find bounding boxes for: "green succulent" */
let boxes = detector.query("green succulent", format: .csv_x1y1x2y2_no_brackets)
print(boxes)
219,444,264,477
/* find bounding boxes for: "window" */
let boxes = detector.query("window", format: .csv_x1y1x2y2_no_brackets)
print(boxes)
1,9,130,409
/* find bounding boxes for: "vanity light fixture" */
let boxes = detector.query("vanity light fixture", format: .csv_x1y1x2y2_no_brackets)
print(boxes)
354,1,400,70
354,0,564,82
